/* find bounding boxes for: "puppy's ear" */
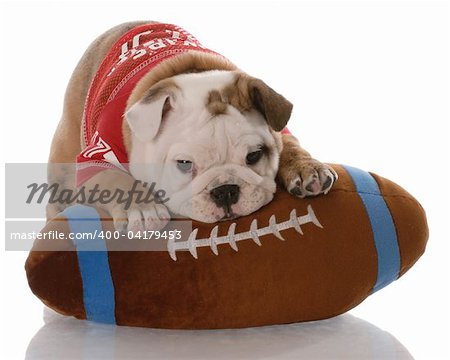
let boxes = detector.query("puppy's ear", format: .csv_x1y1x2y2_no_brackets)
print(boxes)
248,78,293,132
229,74,293,131
125,84,175,142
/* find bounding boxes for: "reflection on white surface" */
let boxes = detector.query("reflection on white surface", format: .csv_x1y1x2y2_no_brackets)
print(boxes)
25,308,413,359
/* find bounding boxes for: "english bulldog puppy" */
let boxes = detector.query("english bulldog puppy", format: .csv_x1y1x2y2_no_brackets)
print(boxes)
48,21,337,232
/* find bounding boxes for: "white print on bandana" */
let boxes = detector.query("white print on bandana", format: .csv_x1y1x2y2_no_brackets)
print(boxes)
81,131,127,172
107,29,205,77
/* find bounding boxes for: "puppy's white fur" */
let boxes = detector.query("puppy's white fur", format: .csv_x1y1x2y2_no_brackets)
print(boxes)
126,70,279,222
47,21,337,232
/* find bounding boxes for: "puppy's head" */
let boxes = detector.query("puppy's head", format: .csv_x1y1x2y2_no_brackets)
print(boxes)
125,70,292,222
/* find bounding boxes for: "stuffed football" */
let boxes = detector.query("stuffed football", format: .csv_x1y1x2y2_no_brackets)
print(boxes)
25,164,428,329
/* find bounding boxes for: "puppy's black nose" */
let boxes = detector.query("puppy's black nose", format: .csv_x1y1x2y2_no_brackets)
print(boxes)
210,184,240,208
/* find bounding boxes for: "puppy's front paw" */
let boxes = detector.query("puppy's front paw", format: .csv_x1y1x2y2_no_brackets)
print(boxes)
279,159,338,198
111,203,171,235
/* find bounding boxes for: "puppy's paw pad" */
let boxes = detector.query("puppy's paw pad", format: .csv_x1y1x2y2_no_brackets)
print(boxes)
321,175,333,191
288,178,305,198
303,172,322,196
283,161,338,198
319,168,337,194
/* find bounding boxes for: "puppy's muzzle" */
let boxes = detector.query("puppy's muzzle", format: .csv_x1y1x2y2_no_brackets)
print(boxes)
210,184,240,213
167,163,276,213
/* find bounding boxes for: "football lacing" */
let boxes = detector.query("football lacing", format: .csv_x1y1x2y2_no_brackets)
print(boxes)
167,205,323,261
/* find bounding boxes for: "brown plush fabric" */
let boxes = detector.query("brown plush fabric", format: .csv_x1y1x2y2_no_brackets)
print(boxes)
25,219,86,319
25,165,428,329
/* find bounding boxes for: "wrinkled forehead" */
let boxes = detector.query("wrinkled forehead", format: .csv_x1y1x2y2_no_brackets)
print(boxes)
203,109,272,147
171,70,274,141
173,70,236,111
167,110,273,158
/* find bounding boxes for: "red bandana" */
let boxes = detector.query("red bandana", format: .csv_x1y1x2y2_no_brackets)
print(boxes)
76,23,290,186
76,23,217,185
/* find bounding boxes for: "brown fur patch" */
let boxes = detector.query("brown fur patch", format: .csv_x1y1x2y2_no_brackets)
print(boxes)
222,73,256,113
206,90,228,115
210,72,293,131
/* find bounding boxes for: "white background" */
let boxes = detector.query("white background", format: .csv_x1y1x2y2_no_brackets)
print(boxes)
1,0,449,359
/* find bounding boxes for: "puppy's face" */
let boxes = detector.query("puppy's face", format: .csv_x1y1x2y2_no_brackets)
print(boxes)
126,71,292,222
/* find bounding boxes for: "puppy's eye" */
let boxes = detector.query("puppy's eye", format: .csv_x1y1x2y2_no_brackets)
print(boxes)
176,160,193,173
246,150,264,165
